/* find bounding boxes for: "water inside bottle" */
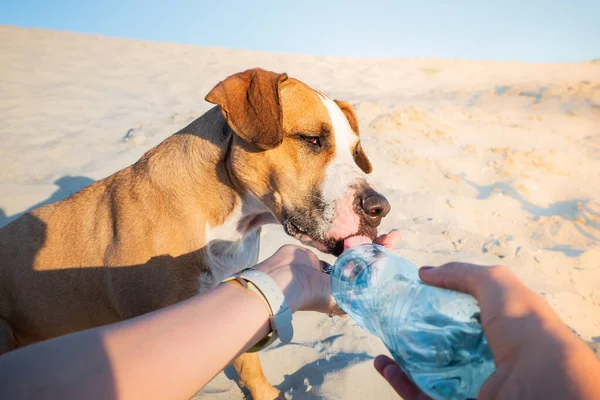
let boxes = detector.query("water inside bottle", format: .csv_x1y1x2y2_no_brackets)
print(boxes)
377,278,495,399
331,244,495,400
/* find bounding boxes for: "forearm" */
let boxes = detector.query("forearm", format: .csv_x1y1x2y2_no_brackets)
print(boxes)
556,328,600,399
0,282,271,400
529,297,600,399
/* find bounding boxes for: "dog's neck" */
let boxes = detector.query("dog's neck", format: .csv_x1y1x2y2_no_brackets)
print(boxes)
134,107,275,248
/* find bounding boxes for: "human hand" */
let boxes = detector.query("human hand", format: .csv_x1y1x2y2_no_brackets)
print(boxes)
375,263,600,399
254,230,402,314
253,244,337,314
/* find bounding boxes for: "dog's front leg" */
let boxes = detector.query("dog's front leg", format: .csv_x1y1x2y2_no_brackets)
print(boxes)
233,353,280,400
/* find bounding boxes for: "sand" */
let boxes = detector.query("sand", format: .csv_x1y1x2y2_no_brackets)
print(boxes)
1,25,599,399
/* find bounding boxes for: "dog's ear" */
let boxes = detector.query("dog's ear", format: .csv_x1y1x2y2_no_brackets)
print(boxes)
334,100,359,134
353,143,373,174
205,68,288,150
335,100,373,174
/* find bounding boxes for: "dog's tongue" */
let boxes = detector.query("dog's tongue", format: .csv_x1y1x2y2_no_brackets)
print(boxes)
343,235,373,251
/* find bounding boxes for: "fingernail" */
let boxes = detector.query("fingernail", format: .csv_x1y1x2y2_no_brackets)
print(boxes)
420,266,434,272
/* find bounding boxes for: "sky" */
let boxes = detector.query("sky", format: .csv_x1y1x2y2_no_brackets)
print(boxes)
1,0,599,63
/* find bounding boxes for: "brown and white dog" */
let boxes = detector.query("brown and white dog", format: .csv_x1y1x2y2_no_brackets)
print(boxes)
0,68,390,399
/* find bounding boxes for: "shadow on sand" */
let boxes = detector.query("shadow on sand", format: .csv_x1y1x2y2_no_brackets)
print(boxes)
0,176,95,228
217,334,372,399
460,177,600,256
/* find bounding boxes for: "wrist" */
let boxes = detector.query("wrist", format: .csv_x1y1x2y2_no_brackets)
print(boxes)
559,336,600,398
221,280,272,317
254,264,303,313
221,268,295,351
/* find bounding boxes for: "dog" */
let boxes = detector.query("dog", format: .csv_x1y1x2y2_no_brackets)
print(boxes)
0,68,390,399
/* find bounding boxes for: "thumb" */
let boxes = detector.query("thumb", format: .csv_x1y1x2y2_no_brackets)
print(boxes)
419,262,490,298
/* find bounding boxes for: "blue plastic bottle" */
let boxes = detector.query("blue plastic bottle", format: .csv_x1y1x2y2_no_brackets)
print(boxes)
330,244,495,400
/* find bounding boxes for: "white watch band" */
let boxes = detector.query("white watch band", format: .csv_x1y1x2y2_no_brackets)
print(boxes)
224,269,294,352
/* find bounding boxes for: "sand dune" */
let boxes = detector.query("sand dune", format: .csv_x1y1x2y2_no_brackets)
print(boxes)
1,25,599,399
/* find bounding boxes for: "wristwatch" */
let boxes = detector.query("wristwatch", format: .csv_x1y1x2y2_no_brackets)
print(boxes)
222,268,293,352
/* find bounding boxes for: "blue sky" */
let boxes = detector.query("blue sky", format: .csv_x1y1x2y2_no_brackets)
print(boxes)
1,0,599,62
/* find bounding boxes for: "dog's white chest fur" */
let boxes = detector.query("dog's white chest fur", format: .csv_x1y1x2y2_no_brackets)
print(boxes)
200,196,272,291
201,229,261,291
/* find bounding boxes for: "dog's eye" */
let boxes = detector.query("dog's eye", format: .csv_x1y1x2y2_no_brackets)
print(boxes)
300,135,322,147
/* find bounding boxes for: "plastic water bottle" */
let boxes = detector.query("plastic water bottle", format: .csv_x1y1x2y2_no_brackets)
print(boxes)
329,244,495,400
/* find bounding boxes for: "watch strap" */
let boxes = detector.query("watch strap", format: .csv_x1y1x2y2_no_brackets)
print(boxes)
223,269,294,352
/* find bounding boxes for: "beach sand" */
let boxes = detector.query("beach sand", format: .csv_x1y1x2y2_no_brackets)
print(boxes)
1,25,599,399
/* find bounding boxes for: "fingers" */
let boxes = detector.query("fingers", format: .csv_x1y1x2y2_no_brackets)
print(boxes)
373,354,396,374
375,229,402,250
281,244,323,271
327,302,346,317
305,271,346,317
320,260,333,275
374,355,428,399
418,262,487,297
302,248,324,271
419,263,521,303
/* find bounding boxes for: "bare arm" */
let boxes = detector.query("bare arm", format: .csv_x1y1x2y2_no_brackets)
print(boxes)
0,282,273,400
0,245,338,400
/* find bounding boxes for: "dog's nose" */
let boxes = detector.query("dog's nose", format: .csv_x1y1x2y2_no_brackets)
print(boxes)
359,190,391,227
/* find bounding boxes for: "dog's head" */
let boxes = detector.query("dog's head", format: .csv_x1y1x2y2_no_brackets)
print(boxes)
206,68,390,255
